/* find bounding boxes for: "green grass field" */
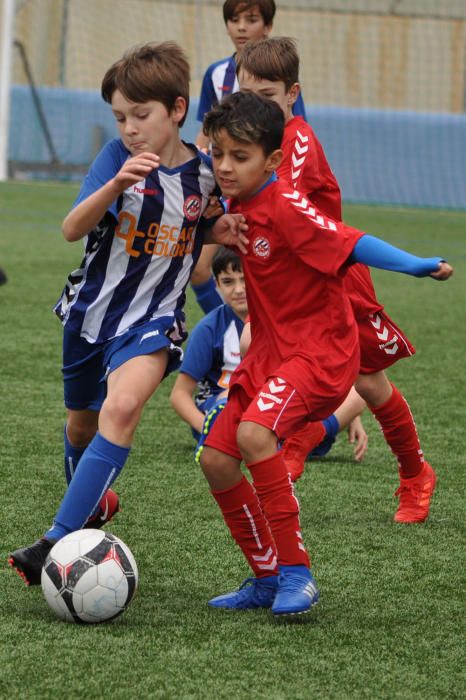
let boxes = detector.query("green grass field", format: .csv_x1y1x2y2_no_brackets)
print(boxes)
0,181,465,699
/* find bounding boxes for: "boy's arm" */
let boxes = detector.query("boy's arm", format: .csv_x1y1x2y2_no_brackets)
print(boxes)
170,373,206,435
279,191,453,280
171,317,217,433
204,213,249,253
62,152,160,242
239,320,251,358
351,235,453,280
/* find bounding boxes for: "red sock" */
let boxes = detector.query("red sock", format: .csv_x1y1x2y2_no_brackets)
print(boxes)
370,383,424,479
248,452,310,568
211,476,278,578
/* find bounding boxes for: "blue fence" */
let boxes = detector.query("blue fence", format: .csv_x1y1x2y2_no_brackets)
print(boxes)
9,85,466,209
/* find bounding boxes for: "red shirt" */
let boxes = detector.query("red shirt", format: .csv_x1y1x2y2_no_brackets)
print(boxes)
279,116,383,320
278,116,342,221
229,179,363,410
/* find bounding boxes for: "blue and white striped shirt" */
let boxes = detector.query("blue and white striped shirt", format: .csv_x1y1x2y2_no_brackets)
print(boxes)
54,139,218,344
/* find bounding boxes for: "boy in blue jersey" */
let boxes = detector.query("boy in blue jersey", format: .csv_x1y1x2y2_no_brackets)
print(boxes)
170,247,247,440
8,42,248,587
191,0,307,313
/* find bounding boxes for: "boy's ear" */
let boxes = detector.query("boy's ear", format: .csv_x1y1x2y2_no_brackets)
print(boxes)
287,83,300,107
172,96,187,124
266,148,283,172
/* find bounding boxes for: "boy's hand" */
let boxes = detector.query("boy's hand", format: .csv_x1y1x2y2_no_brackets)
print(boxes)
112,152,160,192
347,416,368,462
209,213,249,253
430,261,453,280
204,196,224,219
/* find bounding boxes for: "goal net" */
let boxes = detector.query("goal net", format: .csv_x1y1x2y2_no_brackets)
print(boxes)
3,0,466,208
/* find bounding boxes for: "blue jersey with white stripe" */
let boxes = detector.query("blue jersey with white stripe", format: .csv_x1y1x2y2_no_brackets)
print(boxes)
179,304,244,407
197,54,307,122
54,139,219,344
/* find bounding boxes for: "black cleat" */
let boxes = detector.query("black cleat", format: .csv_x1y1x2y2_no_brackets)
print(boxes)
8,538,54,586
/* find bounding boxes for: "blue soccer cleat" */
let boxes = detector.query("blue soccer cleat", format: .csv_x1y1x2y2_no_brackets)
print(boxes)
208,575,278,610
308,434,336,459
271,565,319,618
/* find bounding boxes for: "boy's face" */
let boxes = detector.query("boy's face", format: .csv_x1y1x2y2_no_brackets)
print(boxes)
238,69,298,122
226,5,272,53
210,129,281,201
216,263,248,318
111,90,185,156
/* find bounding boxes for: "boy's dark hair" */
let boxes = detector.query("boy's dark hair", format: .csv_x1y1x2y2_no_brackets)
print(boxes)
101,42,190,127
237,36,299,90
223,0,276,26
203,92,284,156
212,246,243,279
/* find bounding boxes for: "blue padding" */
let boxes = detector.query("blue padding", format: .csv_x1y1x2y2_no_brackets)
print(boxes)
9,86,466,209
307,106,466,209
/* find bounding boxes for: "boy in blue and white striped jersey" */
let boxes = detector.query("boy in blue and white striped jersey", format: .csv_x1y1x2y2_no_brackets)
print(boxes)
9,42,247,587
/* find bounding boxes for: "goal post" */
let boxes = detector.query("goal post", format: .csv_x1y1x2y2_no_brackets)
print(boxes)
0,0,14,182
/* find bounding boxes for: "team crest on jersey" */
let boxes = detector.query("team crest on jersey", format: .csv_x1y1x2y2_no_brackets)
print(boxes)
253,237,271,258
183,195,202,222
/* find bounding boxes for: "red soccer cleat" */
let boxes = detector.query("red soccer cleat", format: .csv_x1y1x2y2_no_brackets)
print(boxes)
394,462,437,523
83,489,120,529
281,422,326,482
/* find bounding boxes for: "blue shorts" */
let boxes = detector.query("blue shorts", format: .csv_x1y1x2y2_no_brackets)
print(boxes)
63,316,186,411
191,394,226,441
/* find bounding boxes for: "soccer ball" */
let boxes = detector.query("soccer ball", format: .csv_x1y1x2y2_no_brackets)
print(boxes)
41,529,138,624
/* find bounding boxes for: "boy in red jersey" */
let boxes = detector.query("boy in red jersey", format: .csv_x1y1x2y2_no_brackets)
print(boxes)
237,37,442,523
200,91,452,617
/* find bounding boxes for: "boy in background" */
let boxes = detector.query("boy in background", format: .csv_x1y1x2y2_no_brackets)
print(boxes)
191,0,307,313
200,91,452,617
171,247,247,440
237,38,441,521
8,42,247,587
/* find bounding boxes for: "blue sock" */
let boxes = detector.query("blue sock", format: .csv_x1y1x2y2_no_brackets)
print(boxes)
322,414,340,440
45,432,130,541
191,276,222,313
309,414,340,459
63,425,86,485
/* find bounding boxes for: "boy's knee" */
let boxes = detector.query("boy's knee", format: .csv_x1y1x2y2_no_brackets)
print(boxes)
66,412,98,448
355,371,391,407
237,421,276,463
200,446,223,478
200,447,241,490
102,393,142,430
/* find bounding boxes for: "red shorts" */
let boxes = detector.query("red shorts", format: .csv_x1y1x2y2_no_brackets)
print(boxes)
359,311,415,374
205,372,347,461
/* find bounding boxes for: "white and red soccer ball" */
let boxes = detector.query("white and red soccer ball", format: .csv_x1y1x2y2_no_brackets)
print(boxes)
41,529,138,624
